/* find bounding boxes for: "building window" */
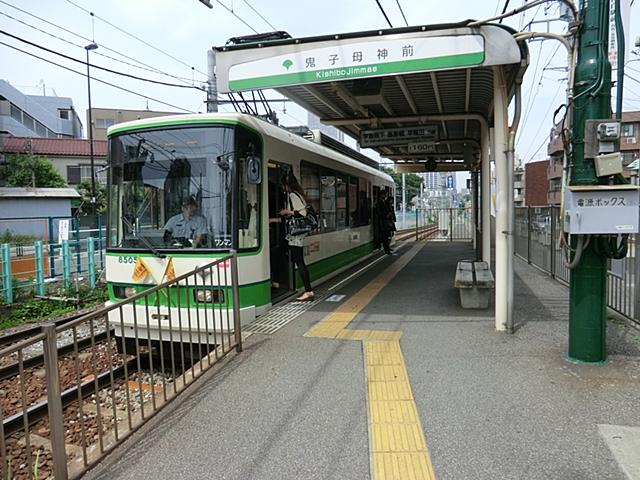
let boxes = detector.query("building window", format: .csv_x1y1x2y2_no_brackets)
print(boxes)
10,103,21,122
23,113,35,132
35,121,47,137
95,118,116,129
59,110,70,120
621,123,635,137
67,165,107,184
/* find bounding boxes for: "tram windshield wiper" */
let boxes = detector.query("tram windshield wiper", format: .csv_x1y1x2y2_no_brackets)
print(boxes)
121,216,165,258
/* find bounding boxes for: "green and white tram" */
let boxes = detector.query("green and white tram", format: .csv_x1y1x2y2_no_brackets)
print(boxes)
105,112,393,344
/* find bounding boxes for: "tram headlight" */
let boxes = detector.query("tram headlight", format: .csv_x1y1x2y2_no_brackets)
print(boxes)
194,288,223,303
113,285,138,299
195,289,214,302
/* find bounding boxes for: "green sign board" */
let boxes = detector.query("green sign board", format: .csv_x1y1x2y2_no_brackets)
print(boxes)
227,34,485,91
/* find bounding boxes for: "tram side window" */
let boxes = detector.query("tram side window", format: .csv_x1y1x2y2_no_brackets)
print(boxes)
321,172,336,231
336,175,347,228
301,162,321,231
348,177,358,226
358,178,371,226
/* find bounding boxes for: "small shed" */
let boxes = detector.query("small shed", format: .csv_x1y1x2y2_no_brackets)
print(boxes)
0,187,80,239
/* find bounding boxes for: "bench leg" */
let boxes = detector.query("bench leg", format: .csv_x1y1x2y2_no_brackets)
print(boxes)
459,287,491,309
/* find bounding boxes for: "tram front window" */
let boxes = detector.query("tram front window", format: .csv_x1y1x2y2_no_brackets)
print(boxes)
108,126,236,250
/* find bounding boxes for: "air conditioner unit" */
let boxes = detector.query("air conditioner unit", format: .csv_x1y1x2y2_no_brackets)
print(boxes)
625,137,637,144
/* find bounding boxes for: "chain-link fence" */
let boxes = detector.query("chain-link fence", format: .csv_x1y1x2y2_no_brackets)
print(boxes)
515,206,639,325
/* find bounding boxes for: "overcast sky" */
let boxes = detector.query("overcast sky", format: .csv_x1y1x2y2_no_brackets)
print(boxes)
1,0,639,172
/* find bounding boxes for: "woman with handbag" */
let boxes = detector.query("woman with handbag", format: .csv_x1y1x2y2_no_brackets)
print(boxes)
279,172,315,302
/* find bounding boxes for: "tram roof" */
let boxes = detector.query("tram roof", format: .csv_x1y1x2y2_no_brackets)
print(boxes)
214,21,529,172
105,112,394,183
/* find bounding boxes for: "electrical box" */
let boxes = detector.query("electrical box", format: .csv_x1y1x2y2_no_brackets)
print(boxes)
563,185,639,234
594,153,623,177
584,119,620,158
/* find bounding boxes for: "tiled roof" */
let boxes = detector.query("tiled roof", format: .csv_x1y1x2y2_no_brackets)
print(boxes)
0,136,107,157
622,111,640,123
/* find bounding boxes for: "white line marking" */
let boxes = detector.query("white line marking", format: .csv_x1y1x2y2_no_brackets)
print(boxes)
328,254,388,291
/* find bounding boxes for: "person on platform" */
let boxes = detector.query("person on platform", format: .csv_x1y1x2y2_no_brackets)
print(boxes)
376,189,396,255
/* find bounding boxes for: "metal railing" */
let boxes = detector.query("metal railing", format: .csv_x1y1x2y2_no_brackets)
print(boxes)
411,207,473,241
515,206,639,325
0,252,242,479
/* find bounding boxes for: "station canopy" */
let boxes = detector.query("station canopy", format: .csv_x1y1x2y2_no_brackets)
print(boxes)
215,21,528,172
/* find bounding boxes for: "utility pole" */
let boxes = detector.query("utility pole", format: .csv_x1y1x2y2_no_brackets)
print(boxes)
85,43,98,216
568,0,612,362
207,50,218,113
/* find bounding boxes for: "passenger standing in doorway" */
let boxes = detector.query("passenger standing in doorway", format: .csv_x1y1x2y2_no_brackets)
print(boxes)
376,189,395,255
279,172,314,301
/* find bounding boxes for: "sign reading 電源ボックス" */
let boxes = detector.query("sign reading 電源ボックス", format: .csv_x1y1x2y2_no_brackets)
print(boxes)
226,34,485,91
360,125,438,148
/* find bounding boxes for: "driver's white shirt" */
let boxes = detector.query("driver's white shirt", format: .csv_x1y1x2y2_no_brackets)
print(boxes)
164,213,207,239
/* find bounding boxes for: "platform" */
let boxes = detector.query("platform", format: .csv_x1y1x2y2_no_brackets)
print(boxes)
85,240,640,480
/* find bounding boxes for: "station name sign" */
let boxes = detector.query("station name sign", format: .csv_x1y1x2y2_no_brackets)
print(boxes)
224,34,485,92
360,126,438,148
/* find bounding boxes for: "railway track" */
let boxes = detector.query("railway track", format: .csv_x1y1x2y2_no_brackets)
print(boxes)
0,308,103,349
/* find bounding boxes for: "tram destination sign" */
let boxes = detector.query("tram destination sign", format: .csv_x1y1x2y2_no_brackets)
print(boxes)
220,33,485,92
360,126,438,148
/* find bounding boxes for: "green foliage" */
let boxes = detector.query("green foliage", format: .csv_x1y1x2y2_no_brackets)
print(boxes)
0,299,75,330
380,167,423,208
76,180,107,215
0,229,36,246
0,153,66,188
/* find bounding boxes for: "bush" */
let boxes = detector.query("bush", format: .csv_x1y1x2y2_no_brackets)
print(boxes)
0,229,36,246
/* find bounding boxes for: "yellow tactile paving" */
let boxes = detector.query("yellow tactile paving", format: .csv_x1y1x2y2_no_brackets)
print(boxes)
368,365,409,382
374,452,436,480
304,242,435,479
368,379,414,401
369,401,419,424
371,423,427,452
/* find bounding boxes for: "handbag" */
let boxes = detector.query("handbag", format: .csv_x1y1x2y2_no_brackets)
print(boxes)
286,196,319,236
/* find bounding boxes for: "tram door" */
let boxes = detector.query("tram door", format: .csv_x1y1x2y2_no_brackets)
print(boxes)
268,162,294,302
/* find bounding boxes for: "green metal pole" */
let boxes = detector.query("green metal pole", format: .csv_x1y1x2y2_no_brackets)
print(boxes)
62,240,71,291
87,237,96,289
1,243,13,303
568,0,611,363
35,241,45,296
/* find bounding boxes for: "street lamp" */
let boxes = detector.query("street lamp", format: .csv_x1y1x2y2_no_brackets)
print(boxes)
85,42,98,216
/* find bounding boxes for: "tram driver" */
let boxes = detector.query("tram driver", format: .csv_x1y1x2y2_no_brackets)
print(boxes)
163,197,208,248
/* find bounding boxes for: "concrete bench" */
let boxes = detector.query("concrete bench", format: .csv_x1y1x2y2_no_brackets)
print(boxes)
454,260,494,309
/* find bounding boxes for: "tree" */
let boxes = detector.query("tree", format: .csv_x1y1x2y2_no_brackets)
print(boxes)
380,166,423,209
0,153,66,188
76,180,107,215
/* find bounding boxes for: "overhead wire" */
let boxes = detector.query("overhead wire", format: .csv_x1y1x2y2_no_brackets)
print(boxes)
394,0,409,27
523,85,565,161
0,41,196,113
498,0,511,23
517,42,563,148
242,0,277,31
211,0,259,33
0,29,206,91
0,11,200,84
0,1,206,85
374,0,393,28
64,0,208,76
